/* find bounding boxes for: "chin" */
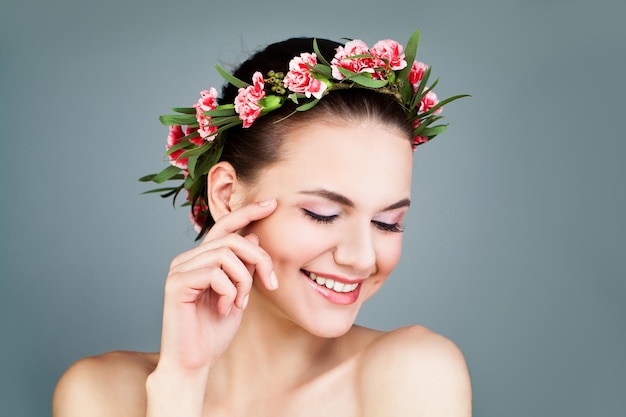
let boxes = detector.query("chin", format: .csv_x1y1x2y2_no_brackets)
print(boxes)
297,308,360,339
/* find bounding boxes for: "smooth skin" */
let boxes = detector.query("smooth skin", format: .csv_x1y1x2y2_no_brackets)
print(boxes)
53,119,471,417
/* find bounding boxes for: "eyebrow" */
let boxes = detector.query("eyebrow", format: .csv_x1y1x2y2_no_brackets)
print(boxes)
298,189,411,211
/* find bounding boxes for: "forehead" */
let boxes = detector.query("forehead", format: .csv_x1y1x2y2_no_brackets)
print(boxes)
257,120,413,206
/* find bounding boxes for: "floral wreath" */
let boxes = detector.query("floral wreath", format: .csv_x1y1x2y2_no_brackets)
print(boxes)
140,30,468,238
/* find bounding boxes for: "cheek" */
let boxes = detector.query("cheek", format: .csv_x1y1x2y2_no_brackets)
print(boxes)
372,236,404,283
251,209,333,267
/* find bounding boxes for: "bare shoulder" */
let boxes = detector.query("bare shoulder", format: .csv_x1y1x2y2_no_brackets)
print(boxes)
358,325,472,417
53,350,159,417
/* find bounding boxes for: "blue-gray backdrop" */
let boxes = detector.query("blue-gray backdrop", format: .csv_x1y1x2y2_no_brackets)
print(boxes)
1,0,625,416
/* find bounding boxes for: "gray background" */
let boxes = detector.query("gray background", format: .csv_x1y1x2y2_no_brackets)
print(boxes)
1,0,625,416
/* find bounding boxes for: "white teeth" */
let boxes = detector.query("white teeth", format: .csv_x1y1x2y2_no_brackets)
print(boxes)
307,271,359,293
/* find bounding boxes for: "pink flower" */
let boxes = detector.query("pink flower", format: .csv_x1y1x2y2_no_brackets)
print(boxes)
283,53,327,99
234,72,266,128
370,39,407,71
187,126,204,146
166,125,188,169
194,88,218,140
408,61,429,92
412,135,428,149
331,39,376,79
187,193,209,233
419,90,442,115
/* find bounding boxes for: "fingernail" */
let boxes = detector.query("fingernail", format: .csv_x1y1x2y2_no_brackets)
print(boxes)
270,271,279,290
242,295,249,310
258,199,275,207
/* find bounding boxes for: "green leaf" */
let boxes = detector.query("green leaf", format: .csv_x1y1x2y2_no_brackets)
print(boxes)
313,38,331,67
337,68,388,88
296,99,320,112
396,30,420,102
187,155,198,179
418,93,470,118
183,173,194,190
213,120,242,136
138,174,156,182
180,142,211,159
411,67,432,109
159,114,197,126
351,74,388,88
398,30,420,82
337,66,359,79
419,124,448,137
258,95,284,111
160,188,181,199
141,187,178,195
425,77,440,93
336,67,388,88
205,105,236,117
437,93,471,107
343,53,374,60
151,165,183,184
311,64,333,78
164,141,190,156
170,107,196,114
209,115,241,127
215,64,249,89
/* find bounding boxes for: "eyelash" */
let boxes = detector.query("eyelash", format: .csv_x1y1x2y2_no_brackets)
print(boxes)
301,209,404,233
302,208,337,224
372,221,404,233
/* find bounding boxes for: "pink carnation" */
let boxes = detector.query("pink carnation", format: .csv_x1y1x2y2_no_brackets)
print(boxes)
408,61,429,92
234,72,266,128
412,135,428,149
330,39,376,79
283,52,327,99
194,88,218,140
187,126,205,146
187,193,209,233
166,125,188,169
370,39,407,71
419,90,442,115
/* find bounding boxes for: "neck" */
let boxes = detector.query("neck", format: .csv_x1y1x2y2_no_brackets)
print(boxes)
205,286,341,400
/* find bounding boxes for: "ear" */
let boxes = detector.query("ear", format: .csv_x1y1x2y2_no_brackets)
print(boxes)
207,161,246,222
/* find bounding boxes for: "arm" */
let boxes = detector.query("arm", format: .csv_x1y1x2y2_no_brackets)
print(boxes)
52,352,153,417
53,199,279,417
145,199,278,417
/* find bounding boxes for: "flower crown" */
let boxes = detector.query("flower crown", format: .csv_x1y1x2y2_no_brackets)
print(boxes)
140,30,467,237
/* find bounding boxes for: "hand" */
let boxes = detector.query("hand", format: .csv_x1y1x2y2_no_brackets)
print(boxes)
155,199,278,375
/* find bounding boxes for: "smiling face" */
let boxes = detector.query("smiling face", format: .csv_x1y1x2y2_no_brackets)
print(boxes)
238,119,413,337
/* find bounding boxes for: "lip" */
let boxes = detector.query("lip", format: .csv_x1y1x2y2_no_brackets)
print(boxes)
301,270,362,305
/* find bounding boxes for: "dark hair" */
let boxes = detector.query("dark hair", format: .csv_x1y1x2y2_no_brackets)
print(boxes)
196,37,413,234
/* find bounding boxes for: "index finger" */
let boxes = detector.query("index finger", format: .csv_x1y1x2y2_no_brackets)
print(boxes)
204,199,277,242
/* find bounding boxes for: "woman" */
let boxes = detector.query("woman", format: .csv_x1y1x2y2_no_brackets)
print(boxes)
53,32,472,416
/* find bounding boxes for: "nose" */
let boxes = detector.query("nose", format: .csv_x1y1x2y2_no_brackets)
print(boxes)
333,221,377,276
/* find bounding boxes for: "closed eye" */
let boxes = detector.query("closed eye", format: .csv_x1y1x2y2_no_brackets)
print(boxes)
372,220,404,233
302,208,338,224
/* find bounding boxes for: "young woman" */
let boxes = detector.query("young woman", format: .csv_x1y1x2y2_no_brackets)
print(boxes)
53,33,472,417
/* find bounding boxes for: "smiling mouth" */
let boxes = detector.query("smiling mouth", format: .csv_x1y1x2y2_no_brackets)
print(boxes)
301,270,360,293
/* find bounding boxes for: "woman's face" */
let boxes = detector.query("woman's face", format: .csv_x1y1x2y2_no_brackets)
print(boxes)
243,119,413,337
